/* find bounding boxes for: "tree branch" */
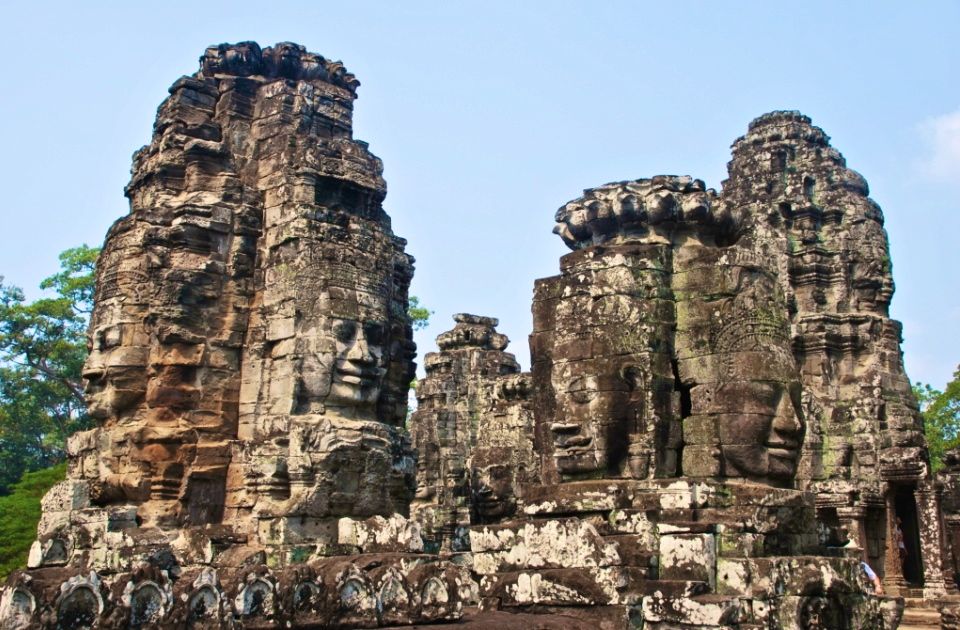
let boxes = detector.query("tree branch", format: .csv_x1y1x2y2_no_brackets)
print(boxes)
27,355,86,407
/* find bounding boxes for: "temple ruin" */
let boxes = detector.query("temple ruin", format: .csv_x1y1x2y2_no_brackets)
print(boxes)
0,41,952,629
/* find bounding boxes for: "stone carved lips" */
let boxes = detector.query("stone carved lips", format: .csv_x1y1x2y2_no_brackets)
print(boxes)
83,364,144,421
550,391,627,473
550,421,596,475
550,424,593,451
550,425,598,474
327,318,387,406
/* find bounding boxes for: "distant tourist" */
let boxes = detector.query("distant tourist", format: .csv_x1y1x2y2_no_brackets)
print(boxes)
894,517,908,576
861,561,884,595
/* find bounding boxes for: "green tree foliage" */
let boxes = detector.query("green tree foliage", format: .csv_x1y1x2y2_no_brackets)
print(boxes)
915,365,960,472
405,296,432,423
0,463,66,579
0,245,99,493
408,295,432,332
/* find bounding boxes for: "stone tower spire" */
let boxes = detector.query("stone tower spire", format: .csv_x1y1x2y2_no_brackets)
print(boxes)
4,43,475,629
722,110,946,596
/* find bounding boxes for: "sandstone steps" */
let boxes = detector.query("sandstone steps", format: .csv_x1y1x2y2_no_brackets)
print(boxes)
899,597,941,630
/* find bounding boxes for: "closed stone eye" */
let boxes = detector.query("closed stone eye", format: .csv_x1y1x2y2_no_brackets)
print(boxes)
568,377,597,403
333,320,356,342
364,323,385,345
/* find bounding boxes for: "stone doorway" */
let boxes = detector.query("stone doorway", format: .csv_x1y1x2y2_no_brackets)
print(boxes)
894,486,925,585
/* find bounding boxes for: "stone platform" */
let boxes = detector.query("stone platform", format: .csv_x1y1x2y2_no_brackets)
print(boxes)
469,480,901,628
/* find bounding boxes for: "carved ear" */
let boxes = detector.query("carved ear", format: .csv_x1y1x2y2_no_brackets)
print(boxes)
620,366,642,391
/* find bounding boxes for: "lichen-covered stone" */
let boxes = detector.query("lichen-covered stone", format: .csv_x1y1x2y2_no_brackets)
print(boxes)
456,113,929,627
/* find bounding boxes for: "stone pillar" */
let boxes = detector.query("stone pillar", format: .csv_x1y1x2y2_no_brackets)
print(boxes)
944,515,960,588
882,485,907,594
936,448,960,590
917,481,949,597
838,505,868,554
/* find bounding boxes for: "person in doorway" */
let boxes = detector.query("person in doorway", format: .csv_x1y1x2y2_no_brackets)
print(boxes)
893,517,908,576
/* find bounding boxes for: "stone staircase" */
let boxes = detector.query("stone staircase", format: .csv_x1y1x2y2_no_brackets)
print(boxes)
900,597,941,629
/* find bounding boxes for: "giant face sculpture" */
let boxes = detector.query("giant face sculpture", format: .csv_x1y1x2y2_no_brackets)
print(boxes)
294,291,392,419
532,230,678,483
328,318,387,408
683,262,806,483
471,446,519,521
83,320,148,422
721,286,805,482
242,246,416,520
540,278,666,481
549,358,640,477
713,378,804,480
544,177,806,487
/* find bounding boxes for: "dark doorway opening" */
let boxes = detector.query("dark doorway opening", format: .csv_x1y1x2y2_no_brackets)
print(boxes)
893,486,924,585
817,507,842,547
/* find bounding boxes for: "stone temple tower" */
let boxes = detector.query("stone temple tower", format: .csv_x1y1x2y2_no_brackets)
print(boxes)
722,112,948,598
0,39,941,628
2,43,472,629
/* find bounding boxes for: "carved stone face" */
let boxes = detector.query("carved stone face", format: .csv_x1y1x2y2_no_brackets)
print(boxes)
202,41,262,76
246,442,290,500
327,318,387,407
549,359,635,477
82,323,147,421
283,416,414,518
718,380,804,480
472,453,517,520
414,441,439,501
265,42,304,78
689,261,806,483
295,299,390,418
799,596,848,630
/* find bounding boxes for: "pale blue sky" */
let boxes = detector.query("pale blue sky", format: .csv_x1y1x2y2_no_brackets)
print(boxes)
1,1,958,387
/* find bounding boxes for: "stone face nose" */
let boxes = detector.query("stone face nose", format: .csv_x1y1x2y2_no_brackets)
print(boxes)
769,393,804,448
81,368,105,391
344,329,375,364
